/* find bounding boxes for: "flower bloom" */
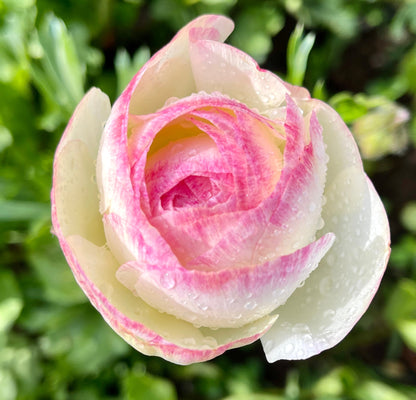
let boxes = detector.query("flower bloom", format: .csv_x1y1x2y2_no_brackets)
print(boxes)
51,15,390,365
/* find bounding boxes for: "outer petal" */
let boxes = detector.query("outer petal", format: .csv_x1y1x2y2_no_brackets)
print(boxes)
261,100,390,361
64,235,278,365
189,36,290,117
116,233,335,329
52,88,111,245
54,87,111,159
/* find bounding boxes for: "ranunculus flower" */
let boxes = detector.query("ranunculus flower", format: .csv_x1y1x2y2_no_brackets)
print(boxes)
51,15,390,365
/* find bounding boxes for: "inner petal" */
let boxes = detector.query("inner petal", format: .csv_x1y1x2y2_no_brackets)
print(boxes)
161,175,214,209
143,131,231,217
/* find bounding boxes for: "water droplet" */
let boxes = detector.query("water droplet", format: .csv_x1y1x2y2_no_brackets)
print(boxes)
326,254,335,266
292,323,309,334
284,342,294,354
160,272,176,289
317,218,325,230
264,340,274,353
198,304,209,311
323,309,335,319
292,241,301,250
319,276,333,295
296,349,304,358
244,301,257,310
181,337,196,347
309,202,316,212
203,336,218,347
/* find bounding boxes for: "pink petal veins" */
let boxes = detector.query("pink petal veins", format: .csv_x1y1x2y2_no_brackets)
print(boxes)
116,233,335,329
64,234,278,365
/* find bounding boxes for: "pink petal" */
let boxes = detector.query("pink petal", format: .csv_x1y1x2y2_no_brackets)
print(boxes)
102,94,284,269
97,15,234,218
116,233,335,329
58,234,279,365
187,97,328,269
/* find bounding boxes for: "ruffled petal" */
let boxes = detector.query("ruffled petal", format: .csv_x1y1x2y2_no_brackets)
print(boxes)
103,94,284,270
189,37,289,116
261,100,390,362
97,15,234,217
52,88,110,246
188,97,328,269
116,233,334,329
54,88,111,159
63,235,279,365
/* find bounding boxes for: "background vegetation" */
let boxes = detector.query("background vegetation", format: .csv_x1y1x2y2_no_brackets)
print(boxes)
1,0,416,399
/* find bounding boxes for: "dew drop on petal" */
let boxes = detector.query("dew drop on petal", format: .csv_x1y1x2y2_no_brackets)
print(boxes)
198,303,209,311
317,217,325,230
319,276,333,295
323,309,335,319
264,340,274,353
292,323,309,334
284,342,294,354
244,300,257,310
181,337,196,347
160,272,176,289
203,336,218,348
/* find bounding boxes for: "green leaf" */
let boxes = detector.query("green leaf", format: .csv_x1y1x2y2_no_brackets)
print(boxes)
0,369,17,400
36,304,129,375
230,5,284,63
313,366,357,398
354,380,409,400
0,126,12,153
26,220,87,306
0,345,41,395
0,270,23,333
0,200,49,222
385,279,416,350
390,235,416,273
122,368,177,400
223,395,284,400
30,13,85,124
286,24,315,86
400,202,416,234
115,47,150,96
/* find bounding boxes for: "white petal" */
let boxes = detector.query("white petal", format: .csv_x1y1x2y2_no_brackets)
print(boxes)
189,39,289,114
261,101,390,362
55,88,111,159
53,140,105,246
128,15,234,115
64,235,278,364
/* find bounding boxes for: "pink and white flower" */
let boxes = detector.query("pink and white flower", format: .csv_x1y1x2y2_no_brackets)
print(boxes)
51,15,390,365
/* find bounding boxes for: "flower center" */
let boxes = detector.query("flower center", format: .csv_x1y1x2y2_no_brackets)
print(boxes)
160,173,233,210
161,175,214,209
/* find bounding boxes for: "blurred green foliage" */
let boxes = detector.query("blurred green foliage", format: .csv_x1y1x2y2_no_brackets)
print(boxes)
0,0,416,399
